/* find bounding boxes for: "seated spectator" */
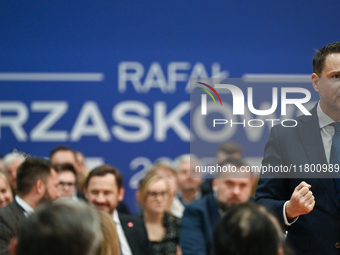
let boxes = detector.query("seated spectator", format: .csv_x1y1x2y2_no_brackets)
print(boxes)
173,154,202,207
213,203,285,255
97,210,120,255
54,163,86,201
2,152,25,195
137,172,181,255
149,163,184,218
10,199,102,255
0,157,60,255
180,157,254,255
201,142,243,197
85,165,152,255
0,173,13,208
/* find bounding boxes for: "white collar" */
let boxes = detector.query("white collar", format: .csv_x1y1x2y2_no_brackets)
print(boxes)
112,209,120,225
317,102,335,128
15,195,34,217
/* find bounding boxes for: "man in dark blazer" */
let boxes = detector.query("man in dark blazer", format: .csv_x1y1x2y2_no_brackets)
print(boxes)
0,158,60,255
180,158,254,255
85,165,152,255
256,42,340,255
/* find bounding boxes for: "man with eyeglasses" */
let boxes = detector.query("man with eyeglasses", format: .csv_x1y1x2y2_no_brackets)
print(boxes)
54,163,86,201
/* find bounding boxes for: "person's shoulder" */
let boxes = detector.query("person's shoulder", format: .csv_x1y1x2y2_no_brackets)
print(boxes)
164,212,181,225
119,212,144,226
273,104,317,132
184,193,214,213
0,201,21,217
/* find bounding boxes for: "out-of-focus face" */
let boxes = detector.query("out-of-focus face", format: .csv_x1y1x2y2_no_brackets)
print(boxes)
40,169,61,203
86,174,124,216
75,152,87,176
216,151,242,164
58,171,77,198
312,53,340,121
0,177,12,208
144,179,168,214
213,170,253,212
51,150,79,173
4,159,22,192
177,161,201,192
155,168,178,197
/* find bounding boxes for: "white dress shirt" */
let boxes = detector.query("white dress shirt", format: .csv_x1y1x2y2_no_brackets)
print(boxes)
112,209,133,255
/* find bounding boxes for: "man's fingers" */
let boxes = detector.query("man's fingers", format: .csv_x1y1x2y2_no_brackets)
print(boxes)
296,181,311,191
299,187,310,196
303,190,313,201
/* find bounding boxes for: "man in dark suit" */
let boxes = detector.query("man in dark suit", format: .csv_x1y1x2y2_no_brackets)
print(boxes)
0,157,60,255
256,42,340,255
9,199,101,255
180,158,254,255
85,165,152,255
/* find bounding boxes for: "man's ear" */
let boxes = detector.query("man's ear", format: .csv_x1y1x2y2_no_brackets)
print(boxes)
311,73,320,92
9,237,18,255
212,179,217,193
36,179,45,195
118,187,125,202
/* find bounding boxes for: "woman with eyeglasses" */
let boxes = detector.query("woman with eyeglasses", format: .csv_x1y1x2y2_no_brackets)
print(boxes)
137,171,181,255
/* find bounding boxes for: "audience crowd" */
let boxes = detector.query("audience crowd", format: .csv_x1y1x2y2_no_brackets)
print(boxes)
0,143,291,255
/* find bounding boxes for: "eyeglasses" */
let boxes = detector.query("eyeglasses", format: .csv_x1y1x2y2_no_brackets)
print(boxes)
59,182,75,188
147,191,168,199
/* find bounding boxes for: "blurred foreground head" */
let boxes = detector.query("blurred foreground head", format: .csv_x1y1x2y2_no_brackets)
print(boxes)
213,203,284,255
13,199,102,255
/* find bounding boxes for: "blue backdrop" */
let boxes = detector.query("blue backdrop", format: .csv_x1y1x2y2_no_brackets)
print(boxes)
1,0,339,213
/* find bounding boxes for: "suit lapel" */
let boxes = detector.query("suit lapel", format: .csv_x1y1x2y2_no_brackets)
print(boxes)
297,105,339,209
119,213,137,255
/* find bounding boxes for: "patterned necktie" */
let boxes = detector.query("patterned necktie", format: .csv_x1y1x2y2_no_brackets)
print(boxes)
330,122,340,199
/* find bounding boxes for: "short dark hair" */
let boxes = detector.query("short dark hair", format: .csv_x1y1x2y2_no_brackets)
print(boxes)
53,163,77,179
16,158,54,196
313,42,340,77
85,165,122,190
217,142,243,157
213,203,284,255
49,145,77,161
218,157,247,168
16,199,101,255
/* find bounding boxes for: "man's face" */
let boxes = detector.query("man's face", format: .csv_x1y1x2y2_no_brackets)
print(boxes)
86,174,124,216
312,53,340,120
58,171,77,198
4,160,22,192
177,161,201,192
213,174,253,212
51,150,79,173
216,151,242,164
40,169,60,203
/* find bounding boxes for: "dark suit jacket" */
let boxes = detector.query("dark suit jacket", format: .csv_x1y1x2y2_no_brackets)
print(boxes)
0,200,26,255
256,104,340,255
179,194,220,255
118,213,153,255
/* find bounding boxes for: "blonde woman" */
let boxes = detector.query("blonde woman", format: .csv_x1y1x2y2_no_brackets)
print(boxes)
97,210,120,255
137,171,181,255
148,163,184,218
0,172,13,208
